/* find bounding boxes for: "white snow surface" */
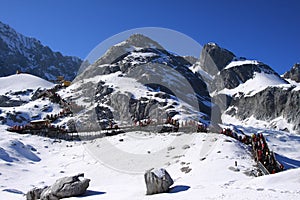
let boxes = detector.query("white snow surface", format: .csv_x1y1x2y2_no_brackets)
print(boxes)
0,126,299,199
0,74,54,95
224,60,260,70
219,72,288,97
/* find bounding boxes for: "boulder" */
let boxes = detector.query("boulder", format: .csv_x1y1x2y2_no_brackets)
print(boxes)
144,168,174,195
26,173,90,200
26,187,46,200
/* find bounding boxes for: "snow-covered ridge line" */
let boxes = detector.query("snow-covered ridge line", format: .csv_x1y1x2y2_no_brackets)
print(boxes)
225,60,260,70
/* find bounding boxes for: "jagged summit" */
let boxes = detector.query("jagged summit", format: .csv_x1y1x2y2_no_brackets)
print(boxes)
283,63,300,83
199,42,235,75
123,34,164,50
94,34,165,66
0,20,82,81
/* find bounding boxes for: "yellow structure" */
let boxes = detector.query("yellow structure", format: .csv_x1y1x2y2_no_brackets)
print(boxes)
62,80,71,87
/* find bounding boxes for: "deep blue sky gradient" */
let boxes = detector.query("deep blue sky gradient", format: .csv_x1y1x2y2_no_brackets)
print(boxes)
0,0,299,74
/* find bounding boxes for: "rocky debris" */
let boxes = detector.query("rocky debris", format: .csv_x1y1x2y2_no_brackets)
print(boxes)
182,144,190,150
199,42,235,76
283,63,300,83
144,168,174,195
26,173,90,200
181,166,192,173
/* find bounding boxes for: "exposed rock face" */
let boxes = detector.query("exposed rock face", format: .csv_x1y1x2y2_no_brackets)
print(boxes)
226,86,300,133
26,173,90,200
144,168,174,195
283,63,300,83
0,21,82,81
199,43,235,75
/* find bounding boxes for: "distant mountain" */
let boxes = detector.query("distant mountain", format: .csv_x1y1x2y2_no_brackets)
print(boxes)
0,21,82,81
195,43,299,133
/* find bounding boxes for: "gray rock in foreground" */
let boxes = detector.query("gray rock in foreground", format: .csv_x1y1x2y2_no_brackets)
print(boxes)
26,173,90,200
144,168,174,195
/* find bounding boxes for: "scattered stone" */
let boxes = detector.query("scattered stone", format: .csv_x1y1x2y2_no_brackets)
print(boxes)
167,146,175,151
181,166,192,174
144,168,174,195
119,138,124,142
182,144,190,150
228,166,240,172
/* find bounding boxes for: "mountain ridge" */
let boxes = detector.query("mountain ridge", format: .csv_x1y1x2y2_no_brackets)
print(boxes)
0,21,82,81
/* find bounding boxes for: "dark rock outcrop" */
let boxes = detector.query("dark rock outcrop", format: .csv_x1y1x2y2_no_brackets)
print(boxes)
283,63,300,83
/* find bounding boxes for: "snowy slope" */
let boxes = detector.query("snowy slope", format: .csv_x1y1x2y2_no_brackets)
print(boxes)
219,71,288,97
0,126,299,199
0,73,54,95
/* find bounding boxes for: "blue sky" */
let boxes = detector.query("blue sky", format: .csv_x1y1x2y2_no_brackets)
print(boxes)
0,0,299,74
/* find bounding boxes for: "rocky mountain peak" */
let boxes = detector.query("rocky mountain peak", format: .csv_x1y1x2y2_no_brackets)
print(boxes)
125,34,164,50
199,42,235,75
283,63,300,83
94,34,165,66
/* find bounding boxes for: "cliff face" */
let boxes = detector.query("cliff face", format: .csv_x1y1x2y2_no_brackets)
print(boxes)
226,86,299,132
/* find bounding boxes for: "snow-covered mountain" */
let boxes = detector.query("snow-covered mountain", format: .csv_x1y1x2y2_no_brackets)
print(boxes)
193,43,299,133
71,34,219,131
0,21,82,81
